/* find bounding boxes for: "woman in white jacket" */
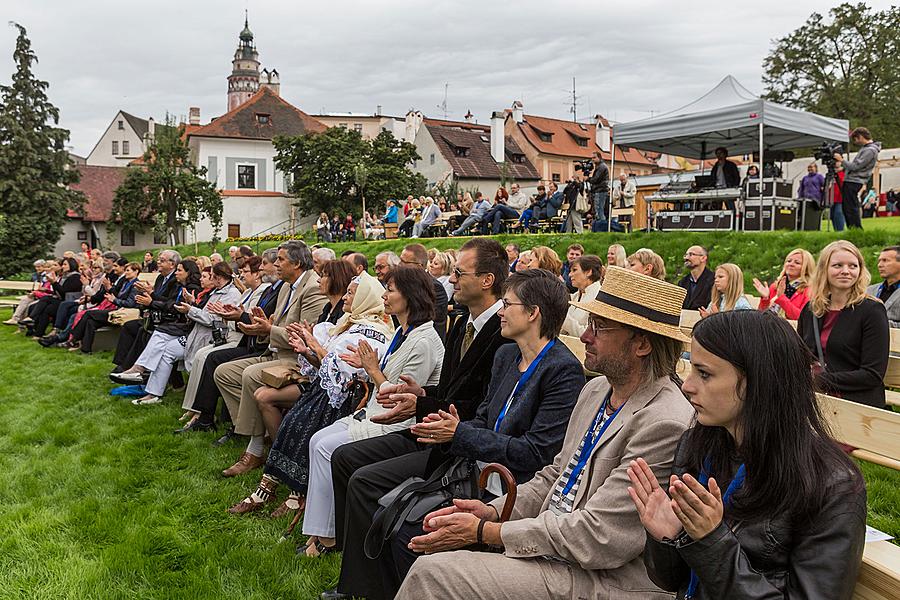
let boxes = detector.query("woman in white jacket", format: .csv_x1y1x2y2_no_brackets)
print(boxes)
560,255,604,337
301,266,444,556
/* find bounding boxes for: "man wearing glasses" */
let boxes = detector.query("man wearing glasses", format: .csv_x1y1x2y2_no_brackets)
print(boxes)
677,245,714,310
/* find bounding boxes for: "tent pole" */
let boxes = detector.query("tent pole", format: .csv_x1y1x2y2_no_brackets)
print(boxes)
759,121,770,231
608,144,615,233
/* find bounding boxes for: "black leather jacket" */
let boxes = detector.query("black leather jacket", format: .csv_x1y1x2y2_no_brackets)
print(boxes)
643,433,866,599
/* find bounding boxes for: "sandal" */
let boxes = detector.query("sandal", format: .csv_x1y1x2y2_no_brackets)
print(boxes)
227,476,278,515
179,411,198,423
298,537,337,557
271,493,305,519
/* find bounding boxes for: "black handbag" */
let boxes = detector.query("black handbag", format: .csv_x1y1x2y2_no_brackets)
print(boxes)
363,456,480,559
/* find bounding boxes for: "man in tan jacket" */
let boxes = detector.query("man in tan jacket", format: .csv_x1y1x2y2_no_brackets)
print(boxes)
395,267,695,600
214,240,327,477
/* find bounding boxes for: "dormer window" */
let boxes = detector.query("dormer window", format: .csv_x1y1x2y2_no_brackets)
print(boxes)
510,153,525,164
538,132,552,143
256,113,270,125
570,132,589,147
454,146,470,158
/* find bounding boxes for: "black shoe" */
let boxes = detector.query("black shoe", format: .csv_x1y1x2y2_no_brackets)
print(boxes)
320,590,352,600
173,420,216,435
212,427,236,446
38,335,58,347
170,370,185,390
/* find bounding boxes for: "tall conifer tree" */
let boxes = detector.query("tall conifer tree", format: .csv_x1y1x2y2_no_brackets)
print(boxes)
0,23,82,276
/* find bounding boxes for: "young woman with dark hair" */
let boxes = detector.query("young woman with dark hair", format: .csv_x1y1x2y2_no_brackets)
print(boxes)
318,259,355,325
628,310,866,600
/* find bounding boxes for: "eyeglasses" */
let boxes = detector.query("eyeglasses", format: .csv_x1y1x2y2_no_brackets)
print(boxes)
501,299,528,310
400,259,420,265
683,252,704,258
452,268,485,278
587,317,628,336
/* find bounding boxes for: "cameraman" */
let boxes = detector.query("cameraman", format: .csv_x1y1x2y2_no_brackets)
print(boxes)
836,127,882,229
587,151,610,231
562,166,587,233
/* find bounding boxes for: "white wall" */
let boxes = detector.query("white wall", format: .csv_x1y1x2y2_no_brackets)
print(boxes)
188,194,296,242
86,111,147,167
411,127,452,189
53,220,169,256
191,137,288,193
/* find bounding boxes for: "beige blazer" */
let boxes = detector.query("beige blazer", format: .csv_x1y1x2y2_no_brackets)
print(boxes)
266,269,328,361
490,375,695,599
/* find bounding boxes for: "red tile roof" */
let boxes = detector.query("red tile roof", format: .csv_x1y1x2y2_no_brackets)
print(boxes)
425,123,540,181
423,117,489,132
188,87,327,141
67,165,129,222
515,114,655,166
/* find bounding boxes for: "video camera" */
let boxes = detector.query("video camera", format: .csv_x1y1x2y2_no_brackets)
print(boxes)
813,141,844,174
577,159,594,178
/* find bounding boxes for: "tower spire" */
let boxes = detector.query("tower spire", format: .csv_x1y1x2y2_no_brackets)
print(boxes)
228,13,261,111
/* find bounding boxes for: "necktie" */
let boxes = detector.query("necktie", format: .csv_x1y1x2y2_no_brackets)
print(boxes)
460,323,476,359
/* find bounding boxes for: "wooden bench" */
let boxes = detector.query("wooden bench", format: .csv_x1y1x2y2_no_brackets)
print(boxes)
611,207,635,232
0,280,38,291
384,223,399,240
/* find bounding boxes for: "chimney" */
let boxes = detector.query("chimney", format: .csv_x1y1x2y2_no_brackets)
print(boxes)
404,109,423,143
490,111,506,163
464,109,474,123
595,114,611,152
376,105,383,116
189,107,201,126
147,117,155,138
511,100,524,123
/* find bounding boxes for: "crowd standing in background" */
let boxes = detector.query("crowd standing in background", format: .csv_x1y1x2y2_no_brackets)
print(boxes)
6,229,893,600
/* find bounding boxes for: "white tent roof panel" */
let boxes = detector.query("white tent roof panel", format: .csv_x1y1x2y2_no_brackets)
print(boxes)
614,76,849,159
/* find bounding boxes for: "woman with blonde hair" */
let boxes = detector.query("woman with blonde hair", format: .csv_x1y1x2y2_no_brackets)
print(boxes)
752,248,815,319
428,250,455,300
607,244,628,268
530,245,563,276
515,250,533,272
797,240,889,407
626,248,666,280
702,263,752,316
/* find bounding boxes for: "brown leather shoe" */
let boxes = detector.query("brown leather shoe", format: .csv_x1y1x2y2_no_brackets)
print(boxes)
227,495,272,514
221,452,265,477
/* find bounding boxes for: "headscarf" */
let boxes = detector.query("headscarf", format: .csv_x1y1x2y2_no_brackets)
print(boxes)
329,271,393,338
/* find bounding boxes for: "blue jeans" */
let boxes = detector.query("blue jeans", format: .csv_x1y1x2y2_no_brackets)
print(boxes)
593,191,608,223
831,204,846,231
482,205,520,234
517,209,535,227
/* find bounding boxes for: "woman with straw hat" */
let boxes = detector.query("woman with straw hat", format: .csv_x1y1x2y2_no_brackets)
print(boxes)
396,266,694,600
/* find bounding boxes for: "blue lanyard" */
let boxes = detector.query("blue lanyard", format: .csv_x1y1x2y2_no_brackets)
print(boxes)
121,278,136,296
175,287,184,304
258,282,280,310
561,391,624,495
685,462,747,598
494,340,556,432
380,327,408,370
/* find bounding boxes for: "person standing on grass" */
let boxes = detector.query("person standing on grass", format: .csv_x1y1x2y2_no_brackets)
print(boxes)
834,127,881,229
630,310,865,600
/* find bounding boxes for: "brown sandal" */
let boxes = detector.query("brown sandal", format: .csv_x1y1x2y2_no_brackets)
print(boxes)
227,476,278,515
271,493,305,519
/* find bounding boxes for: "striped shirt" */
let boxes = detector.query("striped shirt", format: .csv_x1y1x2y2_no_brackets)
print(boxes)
548,409,611,515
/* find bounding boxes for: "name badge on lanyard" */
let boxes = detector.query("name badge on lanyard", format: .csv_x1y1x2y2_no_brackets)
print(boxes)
381,326,408,371
561,391,624,496
494,339,555,432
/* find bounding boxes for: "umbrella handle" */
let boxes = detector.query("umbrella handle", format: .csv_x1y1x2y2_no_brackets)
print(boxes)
479,463,517,522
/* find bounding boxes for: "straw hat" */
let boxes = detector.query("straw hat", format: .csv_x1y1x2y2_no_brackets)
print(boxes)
570,266,689,342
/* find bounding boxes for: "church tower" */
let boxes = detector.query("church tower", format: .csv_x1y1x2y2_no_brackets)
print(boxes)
227,13,261,112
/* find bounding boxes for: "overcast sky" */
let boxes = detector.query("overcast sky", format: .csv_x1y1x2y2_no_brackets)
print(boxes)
2,0,893,157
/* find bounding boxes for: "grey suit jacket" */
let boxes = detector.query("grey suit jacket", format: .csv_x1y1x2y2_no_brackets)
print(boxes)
490,375,695,599
866,283,900,328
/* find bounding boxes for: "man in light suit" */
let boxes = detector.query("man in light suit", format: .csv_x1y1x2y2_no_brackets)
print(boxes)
214,240,327,477
868,245,900,328
395,267,695,600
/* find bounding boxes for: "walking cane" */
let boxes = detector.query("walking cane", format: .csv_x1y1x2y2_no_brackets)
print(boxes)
479,463,517,522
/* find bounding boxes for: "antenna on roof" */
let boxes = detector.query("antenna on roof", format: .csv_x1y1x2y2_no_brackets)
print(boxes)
437,83,450,120
569,77,579,122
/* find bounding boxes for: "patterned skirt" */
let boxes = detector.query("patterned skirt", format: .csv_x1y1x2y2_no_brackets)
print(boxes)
264,383,352,494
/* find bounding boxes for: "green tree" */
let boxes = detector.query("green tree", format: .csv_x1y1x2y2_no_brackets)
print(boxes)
274,127,426,218
763,3,900,147
0,23,83,276
110,117,222,245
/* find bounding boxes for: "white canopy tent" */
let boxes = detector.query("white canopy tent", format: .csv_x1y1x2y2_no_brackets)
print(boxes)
609,76,849,231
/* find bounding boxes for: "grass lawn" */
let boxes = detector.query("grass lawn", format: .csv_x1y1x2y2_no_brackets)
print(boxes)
1,306,898,598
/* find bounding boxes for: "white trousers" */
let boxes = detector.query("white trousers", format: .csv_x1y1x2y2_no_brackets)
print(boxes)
565,209,583,233
302,420,350,538
181,341,239,411
136,330,185,397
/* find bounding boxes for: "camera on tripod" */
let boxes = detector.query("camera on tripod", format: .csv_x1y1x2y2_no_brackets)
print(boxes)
813,141,844,174
576,159,594,178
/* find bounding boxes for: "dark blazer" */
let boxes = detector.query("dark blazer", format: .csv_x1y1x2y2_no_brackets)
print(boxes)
238,279,284,351
678,267,715,311
644,432,866,600
449,340,585,483
156,282,202,337
417,309,513,422
710,159,740,187
797,298,889,408
431,276,448,343
112,277,139,308
147,271,180,313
